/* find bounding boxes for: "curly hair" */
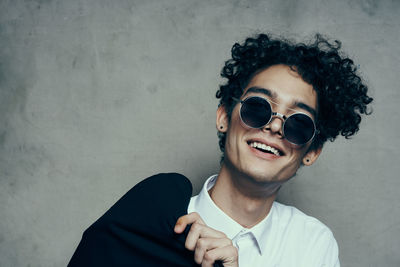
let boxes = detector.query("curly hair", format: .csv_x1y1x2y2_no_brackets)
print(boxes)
216,33,373,153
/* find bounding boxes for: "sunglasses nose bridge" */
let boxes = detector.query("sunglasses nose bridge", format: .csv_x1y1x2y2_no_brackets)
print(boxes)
271,111,286,121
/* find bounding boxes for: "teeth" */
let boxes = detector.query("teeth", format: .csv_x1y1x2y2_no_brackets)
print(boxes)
250,142,280,156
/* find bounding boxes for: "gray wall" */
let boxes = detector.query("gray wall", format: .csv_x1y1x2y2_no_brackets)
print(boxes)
1,0,399,266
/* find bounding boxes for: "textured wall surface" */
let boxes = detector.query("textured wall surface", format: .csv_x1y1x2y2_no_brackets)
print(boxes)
0,0,399,266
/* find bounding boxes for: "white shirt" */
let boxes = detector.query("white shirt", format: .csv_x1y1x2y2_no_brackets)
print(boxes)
187,175,340,267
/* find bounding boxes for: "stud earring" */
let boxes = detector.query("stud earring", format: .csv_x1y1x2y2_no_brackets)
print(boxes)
306,159,310,163
219,126,223,129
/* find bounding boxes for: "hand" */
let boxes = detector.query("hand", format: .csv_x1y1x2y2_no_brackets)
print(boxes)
174,212,238,267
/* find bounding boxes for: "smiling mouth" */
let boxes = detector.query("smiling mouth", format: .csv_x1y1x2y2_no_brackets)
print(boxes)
247,141,283,156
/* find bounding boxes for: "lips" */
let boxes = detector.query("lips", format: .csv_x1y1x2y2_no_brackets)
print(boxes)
246,138,285,156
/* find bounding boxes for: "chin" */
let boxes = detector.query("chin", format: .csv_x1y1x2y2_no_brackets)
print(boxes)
244,163,298,184
239,168,280,185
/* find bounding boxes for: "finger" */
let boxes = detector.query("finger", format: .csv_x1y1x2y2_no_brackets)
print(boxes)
185,222,226,250
201,245,238,267
194,237,232,265
174,212,205,233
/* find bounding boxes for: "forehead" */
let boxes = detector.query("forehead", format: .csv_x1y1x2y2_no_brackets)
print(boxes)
243,65,318,111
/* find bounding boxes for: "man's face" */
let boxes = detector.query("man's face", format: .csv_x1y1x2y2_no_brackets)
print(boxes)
218,64,321,185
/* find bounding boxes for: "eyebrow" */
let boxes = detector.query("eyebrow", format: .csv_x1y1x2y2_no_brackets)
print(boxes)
243,86,317,118
243,87,275,98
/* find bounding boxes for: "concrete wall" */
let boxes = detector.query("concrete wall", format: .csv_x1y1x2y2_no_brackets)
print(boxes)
1,0,399,266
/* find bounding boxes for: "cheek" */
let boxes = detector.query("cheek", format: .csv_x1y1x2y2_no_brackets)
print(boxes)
225,127,240,154
278,159,302,179
285,147,308,164
287,143,310,158
285,152,307,174
224,119,246,154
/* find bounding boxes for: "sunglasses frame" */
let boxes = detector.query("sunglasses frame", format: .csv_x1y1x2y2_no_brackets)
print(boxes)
233,96,318,146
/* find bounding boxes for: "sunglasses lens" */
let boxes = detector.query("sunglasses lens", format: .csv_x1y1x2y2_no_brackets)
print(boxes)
284,113,315,145
240,97,272,128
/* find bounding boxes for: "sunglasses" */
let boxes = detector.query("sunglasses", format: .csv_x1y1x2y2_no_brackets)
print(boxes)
234,96,317,145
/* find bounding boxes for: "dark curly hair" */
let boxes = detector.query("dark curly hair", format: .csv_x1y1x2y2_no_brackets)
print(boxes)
216,33,373,154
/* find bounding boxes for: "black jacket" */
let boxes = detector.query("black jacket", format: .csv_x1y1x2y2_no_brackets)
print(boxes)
68,173,223,267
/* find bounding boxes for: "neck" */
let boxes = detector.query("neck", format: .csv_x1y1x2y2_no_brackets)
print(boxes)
209,164,281,228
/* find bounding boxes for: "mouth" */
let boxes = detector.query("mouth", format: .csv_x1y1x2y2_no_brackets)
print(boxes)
247,140,284,157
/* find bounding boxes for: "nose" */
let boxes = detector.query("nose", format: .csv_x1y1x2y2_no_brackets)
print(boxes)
263,113,284,137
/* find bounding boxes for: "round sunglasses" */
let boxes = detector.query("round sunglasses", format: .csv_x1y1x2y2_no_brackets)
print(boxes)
234,96,317,145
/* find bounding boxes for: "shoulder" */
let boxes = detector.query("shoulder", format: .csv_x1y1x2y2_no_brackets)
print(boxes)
273,201,337,247
273,201,332,232
271,202,339,266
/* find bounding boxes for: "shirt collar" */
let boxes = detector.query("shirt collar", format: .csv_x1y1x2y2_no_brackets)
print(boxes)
249,203,275,254
192,174,275,255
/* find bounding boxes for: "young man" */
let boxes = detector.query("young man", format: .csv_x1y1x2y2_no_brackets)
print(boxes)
174,34,372,266
69,33,372,267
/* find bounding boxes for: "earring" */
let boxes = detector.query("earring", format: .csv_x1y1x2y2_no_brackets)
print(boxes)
219,126,223,129
306,159,310,163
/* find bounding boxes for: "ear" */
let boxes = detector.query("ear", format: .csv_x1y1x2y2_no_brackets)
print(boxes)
302,145,322,166
216,105,229,133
